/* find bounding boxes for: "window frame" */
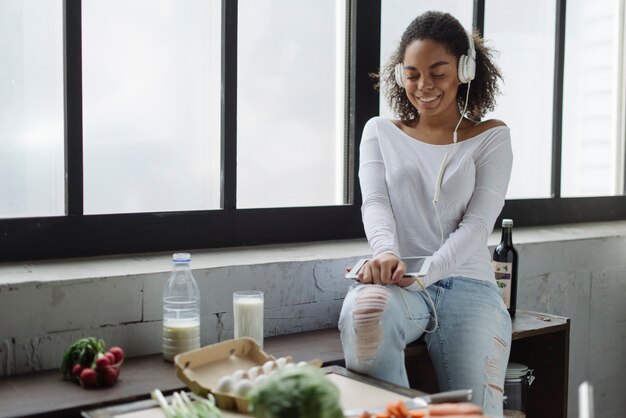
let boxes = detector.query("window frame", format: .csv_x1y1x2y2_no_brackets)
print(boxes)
495,0,626,225
1,0,625,263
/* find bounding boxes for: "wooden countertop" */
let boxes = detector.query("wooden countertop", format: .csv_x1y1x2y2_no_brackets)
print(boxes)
0,310,568,418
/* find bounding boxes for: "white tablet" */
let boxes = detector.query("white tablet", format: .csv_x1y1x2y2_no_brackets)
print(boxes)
345,256,432,280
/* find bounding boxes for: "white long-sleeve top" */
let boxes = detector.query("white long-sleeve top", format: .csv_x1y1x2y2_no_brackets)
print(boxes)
359,116,513,287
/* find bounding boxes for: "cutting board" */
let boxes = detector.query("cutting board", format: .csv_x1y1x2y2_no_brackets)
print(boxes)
84,366,422,418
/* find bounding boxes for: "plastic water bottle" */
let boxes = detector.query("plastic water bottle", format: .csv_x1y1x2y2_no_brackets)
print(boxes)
162,253,200,361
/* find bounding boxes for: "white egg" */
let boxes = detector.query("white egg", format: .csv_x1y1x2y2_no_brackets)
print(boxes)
296,361,308,367
235,378,254,397
262,360,275,375
254,374,267,385
283,362,296,370
216,375,235,393
275,357,287,368
247,365,260,380
231,369,246,382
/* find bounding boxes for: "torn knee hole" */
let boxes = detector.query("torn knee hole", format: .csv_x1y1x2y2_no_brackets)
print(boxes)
485,335,509,381
488,383,503,393
353,287,390,362
493,335,508,349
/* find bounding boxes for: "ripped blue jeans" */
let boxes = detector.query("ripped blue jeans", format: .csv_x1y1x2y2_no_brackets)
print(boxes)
338,277,511,417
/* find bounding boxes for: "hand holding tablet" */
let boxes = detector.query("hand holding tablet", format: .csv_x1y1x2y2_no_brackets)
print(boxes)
345,256,432,280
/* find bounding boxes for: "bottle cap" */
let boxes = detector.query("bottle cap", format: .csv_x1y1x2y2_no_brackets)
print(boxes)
172,253,191,263
502,219,513,227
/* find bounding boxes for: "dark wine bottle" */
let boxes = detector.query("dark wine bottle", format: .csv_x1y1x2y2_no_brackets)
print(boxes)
493,219,518,318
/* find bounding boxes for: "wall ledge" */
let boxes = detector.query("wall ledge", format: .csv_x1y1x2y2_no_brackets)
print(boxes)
2,220,626,288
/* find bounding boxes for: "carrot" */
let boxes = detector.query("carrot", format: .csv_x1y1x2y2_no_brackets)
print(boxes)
375,412,391,418
428,402,483,415
395,400,410,417
386,402,402,417
408,410,427,418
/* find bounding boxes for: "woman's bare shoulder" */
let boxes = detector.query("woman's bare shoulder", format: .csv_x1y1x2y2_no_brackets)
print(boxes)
475,118,507,132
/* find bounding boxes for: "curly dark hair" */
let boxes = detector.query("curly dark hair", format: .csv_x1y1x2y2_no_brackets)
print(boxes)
378,11,503,122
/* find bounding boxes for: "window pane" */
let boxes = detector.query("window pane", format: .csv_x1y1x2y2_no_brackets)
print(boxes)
237,0,347,208
82,0,221,215
561,0,623,197
484,0,555,199
0,0,64,218
380,0,473,117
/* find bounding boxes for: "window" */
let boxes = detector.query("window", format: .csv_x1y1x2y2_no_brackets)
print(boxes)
561,0,624,197
484,0,556,199
1,0,625,262
237,0,347,208
0,0,65,218
82,0,221,214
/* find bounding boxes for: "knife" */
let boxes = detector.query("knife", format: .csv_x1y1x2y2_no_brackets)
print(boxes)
342,388,472,417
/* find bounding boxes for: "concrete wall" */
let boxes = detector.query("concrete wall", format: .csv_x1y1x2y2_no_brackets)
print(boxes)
1,222,626,418
0,245,365,377
514,235,626,418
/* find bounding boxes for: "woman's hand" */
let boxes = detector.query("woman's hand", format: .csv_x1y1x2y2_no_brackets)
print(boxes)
358,254,407,285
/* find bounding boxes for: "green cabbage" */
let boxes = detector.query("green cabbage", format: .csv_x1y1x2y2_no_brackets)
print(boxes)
247,365,344,418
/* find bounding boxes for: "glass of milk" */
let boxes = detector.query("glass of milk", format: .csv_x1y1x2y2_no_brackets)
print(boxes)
233,291,264,348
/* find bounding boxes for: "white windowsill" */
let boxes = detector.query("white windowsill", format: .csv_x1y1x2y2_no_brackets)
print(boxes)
1,220,626,287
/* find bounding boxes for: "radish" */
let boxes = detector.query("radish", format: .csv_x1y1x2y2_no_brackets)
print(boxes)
99,366,120,387
80,368,98,388
109,346,125,365
95,354,110,370
104,352,116,365
71,364,84,378
61,337,126,389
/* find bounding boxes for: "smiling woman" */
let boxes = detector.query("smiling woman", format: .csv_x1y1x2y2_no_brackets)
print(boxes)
380,15,502,127
400,40,462,123
339,10,512,418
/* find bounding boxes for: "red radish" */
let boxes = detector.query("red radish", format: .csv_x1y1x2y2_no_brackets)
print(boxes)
104,352,116,365
99,366,120,386
109,346,125,364
95,354,110,370
71,363,84,378
80,368,98,388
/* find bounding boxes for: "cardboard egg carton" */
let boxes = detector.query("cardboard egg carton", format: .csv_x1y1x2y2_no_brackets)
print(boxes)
174,337,321,413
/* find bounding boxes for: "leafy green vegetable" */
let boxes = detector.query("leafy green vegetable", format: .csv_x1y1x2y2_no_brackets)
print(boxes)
151,389,223,418
247,365,344,418
60,337,105,378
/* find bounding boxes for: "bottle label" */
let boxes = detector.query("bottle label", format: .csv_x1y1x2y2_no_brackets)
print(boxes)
493,261,513,308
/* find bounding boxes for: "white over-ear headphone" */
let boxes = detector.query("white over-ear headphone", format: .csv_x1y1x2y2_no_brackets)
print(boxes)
457,30,476,83
395,29,476,88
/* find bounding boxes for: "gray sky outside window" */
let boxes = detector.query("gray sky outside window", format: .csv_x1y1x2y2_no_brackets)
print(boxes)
0,0,64,218
484,0,555,199
236,0,347,208
1,0,625,220
82,0,221,215
561,0,624,197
